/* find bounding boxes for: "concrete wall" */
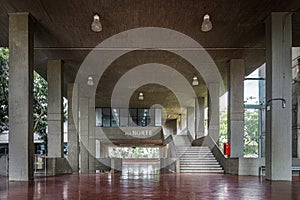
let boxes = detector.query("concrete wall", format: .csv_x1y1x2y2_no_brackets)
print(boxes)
163,119,177,136
95,158,122,172
160,158,178,173
199,136,238,174
0,155,8,176
46,158,73,176
238,158,265,176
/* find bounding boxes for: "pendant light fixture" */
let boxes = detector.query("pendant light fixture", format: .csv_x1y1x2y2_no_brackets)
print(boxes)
138,92,144,101
87,76,94,86
91,13,102,32
201,14,212,32
192,76,199,86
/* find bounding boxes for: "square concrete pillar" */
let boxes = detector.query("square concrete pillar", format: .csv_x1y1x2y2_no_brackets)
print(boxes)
265,12,292,181
187,107,195,139
228,59,245,158
8,12,34,181
79,97,89,173
67,83,79,172
47,60,64,158
88,98,96,173
195,97,205,138
208,83,220,142
297,63,300,158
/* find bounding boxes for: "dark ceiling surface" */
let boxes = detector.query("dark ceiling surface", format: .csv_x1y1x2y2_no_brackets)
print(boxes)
1,0,300,117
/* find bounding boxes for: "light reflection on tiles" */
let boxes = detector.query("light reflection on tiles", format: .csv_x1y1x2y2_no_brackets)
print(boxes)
0,169,300,199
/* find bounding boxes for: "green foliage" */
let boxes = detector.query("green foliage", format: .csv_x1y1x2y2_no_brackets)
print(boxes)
109,147,159,158
0,48,9,132
219,108,259,157
244,109,259,157
0,48,48,150
219,110,228,144
33,71,48,148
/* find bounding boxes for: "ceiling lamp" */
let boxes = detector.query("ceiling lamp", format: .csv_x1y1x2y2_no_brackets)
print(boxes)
91,13,102,32
138,92,144,101
201,14,212,32
192,76,199,86
87,76,94,86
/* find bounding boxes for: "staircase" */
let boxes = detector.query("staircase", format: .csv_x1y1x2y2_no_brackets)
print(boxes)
176,146,224,173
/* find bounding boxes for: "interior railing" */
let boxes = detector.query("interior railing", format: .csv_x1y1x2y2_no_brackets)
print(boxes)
193,135,239,174
161,133,179,172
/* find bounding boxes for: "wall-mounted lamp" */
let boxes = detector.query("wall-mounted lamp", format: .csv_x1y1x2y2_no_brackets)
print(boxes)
91,13,102,32
138,92,144,100
192,76,199,86
201,14,213,32
87,76,94,86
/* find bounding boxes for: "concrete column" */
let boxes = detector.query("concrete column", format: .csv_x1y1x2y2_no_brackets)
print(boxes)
47,60,64,158
265,12,292,181
79,98,89,173
228,59,245,158
88,98,96,173
208,83,220,142
67,83,79,172
259,67,266,158
100,142,109,157
8,12,34,181
96,140,101,158
195,97,205,139
187,107,195,139
297,62,300,158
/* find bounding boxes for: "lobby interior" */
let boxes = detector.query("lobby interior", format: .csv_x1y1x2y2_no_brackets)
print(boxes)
1,0,300,199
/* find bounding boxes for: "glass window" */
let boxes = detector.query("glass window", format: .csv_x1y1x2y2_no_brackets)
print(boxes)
129,109,138,126
148,108,155,126
111,108,119,127
95,108,102,126
244,79,260,105
95,107,163,127
244,109,259,158
120,108,129,127
102,108,111,127
155,108,162,126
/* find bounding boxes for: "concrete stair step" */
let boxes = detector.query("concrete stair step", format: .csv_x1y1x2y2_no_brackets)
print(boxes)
175,145,223,174
180,169,224,173
178,155,213,157
180,161,220,165
176,151,212,154
176,148,210,150
179,157,216,159
181,167,224,170
180,165,222,168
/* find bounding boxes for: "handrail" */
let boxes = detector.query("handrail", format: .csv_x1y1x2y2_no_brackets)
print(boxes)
202,135,238,174
186,130,194,143
202,135,226,166
163,134,177,158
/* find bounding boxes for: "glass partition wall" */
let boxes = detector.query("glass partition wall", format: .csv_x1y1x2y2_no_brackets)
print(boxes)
96,107,162,127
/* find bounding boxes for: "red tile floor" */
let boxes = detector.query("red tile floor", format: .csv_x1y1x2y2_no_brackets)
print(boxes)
1,163,300,200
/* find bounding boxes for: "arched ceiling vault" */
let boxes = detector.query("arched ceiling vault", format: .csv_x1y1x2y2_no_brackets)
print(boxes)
96,50,206,108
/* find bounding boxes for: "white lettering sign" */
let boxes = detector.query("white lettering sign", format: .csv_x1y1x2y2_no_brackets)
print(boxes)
124,130,153,136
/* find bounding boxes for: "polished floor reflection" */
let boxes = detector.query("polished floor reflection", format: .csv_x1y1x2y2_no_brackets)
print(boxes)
1,168,300,199
122,160,160,179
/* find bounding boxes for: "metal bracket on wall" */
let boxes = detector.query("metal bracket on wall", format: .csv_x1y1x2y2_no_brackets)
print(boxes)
266,98,286,111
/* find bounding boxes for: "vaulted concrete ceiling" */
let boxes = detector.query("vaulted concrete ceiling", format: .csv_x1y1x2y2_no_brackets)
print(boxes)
0,0,300,117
